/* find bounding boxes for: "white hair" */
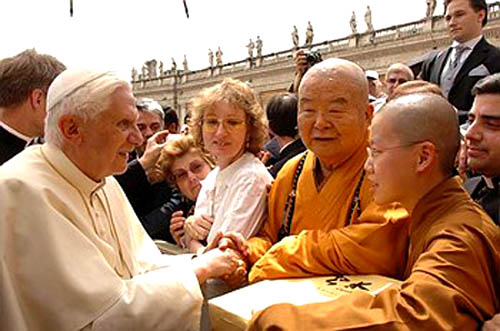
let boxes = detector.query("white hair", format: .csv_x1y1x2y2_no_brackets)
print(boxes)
44,70,130,147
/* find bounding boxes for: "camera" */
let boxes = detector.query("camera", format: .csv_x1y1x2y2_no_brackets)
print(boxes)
305,50,322,66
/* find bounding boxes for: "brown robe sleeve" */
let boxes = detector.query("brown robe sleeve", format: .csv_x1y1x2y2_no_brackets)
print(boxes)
248,220,500,330
249,203,409,283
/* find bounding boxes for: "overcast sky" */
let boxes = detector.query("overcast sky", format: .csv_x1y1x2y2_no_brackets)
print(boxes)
1,0,493,79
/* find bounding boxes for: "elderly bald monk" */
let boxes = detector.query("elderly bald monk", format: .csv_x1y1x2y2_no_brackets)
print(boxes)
0,69,241,331
248,93,500,330
241,58,408,282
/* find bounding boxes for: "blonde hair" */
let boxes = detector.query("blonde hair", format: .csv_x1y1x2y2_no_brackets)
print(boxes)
158,134,214,183
189,78,268,156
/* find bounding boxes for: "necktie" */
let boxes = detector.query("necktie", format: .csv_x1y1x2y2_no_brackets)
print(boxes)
440,44,469,98
452,44,468,68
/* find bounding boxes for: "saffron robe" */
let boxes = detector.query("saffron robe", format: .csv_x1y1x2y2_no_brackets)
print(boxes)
248,177,500,330
248,146,409,280
1,144,203,331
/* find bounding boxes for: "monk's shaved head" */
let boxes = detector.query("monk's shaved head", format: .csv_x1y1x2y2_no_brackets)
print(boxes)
299,58,369,110
297,57,373,168
378,93,460,175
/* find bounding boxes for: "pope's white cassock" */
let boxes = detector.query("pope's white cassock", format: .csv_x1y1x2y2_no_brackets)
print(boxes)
1,143,204,331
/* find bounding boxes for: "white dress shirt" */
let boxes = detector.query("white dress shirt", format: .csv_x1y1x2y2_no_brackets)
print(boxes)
194,152,273,244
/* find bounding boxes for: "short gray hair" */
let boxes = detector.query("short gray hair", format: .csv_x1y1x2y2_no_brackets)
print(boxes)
45,70,130,147
136,97,165,122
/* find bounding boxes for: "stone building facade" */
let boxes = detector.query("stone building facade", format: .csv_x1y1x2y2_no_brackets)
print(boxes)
133,3,500,123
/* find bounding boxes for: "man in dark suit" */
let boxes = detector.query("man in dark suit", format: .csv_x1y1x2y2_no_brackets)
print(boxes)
264,92,306,178
419,0,500,125
0,49,65,165
115,98,178,243
466,74,500,330
462,74,500,227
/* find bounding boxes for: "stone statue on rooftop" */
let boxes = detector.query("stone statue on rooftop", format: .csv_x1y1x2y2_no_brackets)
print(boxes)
159,61,164,76
305,21,314,47
350,11,357,34
216,47,223,67
171,58,177,73
365,5,374,32
146,59,157,79
426,0,437,18
247,38,255,59
131,67,138,81
256,36,263,58
292,25,299,49
183,55,189,72
208,48,214,68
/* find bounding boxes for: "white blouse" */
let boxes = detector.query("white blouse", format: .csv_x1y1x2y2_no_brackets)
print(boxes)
194,152,273,244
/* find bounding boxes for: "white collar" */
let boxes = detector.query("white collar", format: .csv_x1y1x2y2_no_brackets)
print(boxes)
279,140,295,154
451,35,482,50
483,176,495,189
0,121,31,142
41,143,105,197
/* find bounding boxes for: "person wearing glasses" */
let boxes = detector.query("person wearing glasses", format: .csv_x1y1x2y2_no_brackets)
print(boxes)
115,98,179,242
158,134,214,248
248,92,500,331
184,78,273,255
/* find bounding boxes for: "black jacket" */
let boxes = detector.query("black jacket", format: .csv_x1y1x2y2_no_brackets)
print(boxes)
0,125,27,165
464,176,500,225
419,37,500,124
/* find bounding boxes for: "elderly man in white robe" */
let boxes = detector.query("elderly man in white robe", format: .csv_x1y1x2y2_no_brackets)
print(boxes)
0,69,242,331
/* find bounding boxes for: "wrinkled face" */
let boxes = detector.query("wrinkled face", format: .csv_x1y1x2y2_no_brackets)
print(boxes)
445,0,484,43
170,150,212,201
78,85,143,181
298,72,370,168
465,94,500,178
202,101,248,169
137,111,163,148
385,70,412,96
365,115,417,206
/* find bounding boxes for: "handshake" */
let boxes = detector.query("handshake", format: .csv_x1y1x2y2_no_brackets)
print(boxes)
191,232,250,287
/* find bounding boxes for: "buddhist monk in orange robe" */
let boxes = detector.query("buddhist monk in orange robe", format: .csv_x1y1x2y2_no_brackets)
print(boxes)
244,58,409,282
248,93,500,330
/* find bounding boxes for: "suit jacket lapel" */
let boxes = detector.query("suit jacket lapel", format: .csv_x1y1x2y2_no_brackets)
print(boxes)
433,47,452,82
453,38,489,86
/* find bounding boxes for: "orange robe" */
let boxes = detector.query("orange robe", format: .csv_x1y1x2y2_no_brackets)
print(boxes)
248,177,500,330
248,145,409,280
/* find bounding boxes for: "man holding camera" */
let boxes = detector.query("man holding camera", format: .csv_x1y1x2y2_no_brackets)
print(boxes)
288,49,322,93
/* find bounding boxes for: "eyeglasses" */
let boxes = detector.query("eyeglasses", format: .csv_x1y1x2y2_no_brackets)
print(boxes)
367,141,425,159
171,160,207,182
202,117,246,133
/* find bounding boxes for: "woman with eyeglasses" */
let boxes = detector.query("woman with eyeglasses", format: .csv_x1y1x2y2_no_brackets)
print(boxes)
184,78,273,254
158,134,214,248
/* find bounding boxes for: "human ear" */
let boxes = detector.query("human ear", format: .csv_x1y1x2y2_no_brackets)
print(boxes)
29,89,45,110
58,114,83,144
364,103,374,125
478,9,486,25
416,142,436,173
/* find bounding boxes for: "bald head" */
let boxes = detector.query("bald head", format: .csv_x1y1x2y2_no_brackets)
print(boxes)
385,63,414,96
388,80,443,102
297,58,373,168
378,93,460,175
299,58,370,106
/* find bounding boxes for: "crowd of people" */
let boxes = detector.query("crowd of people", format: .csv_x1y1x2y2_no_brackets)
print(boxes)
2,0,500,330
